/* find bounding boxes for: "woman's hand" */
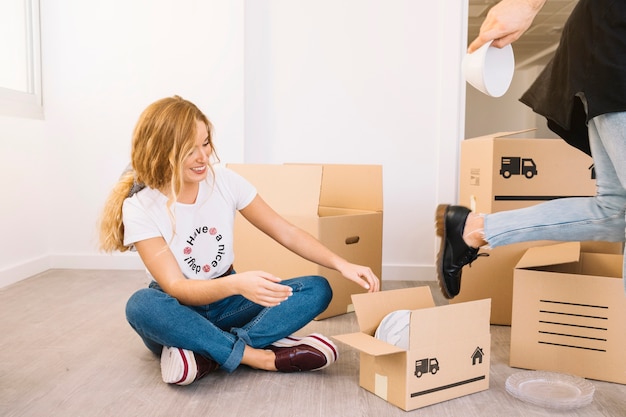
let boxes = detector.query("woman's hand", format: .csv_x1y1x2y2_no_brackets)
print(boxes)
468,0,547,53
337,261,380,293
230,271,293,307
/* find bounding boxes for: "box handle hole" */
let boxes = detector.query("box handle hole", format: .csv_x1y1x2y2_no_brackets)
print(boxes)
345,236,360,245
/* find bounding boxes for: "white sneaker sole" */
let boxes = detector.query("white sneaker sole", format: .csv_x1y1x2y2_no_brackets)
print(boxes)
160,346,198,385
270,333,338,370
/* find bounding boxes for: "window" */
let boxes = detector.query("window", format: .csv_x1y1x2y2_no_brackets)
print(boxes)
0,0,42,119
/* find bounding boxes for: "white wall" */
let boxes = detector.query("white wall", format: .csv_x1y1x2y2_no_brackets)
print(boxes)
245,0,467,280
0,115,50,286
0,0,467,287
0,0,245,287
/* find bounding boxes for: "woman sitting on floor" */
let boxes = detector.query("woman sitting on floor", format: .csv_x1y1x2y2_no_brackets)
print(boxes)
98,95,379,385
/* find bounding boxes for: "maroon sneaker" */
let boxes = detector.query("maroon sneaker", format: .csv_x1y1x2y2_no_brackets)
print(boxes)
268,333,338,372
160,346,219,385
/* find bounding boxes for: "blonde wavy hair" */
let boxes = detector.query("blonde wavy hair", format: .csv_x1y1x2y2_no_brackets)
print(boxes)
99,96,215,252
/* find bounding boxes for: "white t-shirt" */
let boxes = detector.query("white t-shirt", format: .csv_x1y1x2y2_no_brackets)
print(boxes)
122,165,257,280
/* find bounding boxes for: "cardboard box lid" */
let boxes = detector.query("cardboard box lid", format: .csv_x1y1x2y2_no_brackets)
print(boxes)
227,163,383,215
515,242,582,269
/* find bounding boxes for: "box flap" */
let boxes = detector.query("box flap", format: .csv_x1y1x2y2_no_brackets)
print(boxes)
467,128,537,141
227,163,322,216
409,299,491,348
317,164,383,212
515,242,581,269
332,332,406,356
492,128,537,139
228,163,383,215
351,286,435,335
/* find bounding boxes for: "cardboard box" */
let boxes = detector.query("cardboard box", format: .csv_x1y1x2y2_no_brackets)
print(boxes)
333,287,491,411
452,130,622,324
510,242,626,384
450,241,622,325
227,163,383,320
459,130,596,214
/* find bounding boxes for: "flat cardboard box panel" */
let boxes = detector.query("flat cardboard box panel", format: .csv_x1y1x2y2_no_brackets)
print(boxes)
334,287,491,411
454,130,622,324
510,242,626,384
227,163,383,320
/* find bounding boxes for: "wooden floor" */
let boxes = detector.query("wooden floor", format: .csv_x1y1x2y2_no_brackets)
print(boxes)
0,269,624,417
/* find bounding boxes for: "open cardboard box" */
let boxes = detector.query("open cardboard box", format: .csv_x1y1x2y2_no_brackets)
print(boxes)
452,129,622,324
227,163,383,320
510,242,626,384
451,240,622,325
333,287,491,411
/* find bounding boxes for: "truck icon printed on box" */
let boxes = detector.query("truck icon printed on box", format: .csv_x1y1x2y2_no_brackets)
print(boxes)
414,358,439,378
500,156,537,179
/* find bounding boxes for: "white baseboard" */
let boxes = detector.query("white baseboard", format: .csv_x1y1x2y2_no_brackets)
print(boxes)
0,254,144,289
0,256,53,289
0,254,434,289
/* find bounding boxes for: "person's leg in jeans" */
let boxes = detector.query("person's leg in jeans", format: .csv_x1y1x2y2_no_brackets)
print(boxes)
482,113,626,286
125,275,332,373
437,112,626,298
484,114,626,245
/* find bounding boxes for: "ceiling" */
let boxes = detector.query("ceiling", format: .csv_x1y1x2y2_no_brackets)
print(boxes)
467,0,579,68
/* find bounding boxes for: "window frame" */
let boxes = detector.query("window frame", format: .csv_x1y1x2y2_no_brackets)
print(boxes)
0,0,43,119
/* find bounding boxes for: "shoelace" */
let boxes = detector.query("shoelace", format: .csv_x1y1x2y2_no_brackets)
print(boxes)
456,249,489,269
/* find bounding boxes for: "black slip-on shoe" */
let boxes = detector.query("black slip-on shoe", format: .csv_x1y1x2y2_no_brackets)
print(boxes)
435,204,484,299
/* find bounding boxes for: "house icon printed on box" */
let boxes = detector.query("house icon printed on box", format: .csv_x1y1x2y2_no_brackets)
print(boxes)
471,347,485,365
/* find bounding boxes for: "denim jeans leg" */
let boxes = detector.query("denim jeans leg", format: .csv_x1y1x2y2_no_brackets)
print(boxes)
592,112,626,289
126,286,245,372
484,113,626,247
125,275,332,373
219,275,333,350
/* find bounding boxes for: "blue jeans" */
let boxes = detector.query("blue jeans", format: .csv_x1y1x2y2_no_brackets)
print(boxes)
125,274,332,373
484,112,626,286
